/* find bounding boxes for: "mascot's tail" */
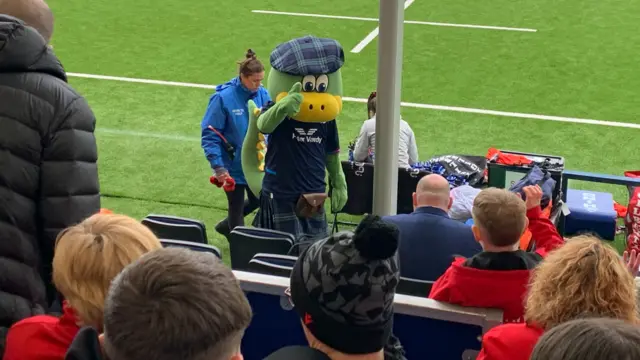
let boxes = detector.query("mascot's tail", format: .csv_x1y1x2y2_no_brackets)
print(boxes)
242,100,267,196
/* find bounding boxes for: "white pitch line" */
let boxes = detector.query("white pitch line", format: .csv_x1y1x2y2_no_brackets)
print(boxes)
97,128,199,142
67,72,640,130
67,72,217,90
252,9,537,33
354,0,414,54
351,27,380,53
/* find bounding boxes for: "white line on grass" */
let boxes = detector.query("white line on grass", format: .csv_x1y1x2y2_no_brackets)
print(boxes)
351,27,380,54
97,128,199,142
351,0,416,53
67,72,217,89
251,9,537,33
67,72,640,130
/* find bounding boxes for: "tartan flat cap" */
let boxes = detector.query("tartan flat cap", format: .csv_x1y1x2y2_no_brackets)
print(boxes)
270,35,344,76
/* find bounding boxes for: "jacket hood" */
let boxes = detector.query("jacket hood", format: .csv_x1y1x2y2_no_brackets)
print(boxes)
215,76,258,99
447,259,530,322
0,15,66,81
215,76,240,92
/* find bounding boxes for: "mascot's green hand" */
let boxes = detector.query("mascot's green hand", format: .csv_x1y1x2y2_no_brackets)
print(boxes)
257,83,303,133
280,82,303,117
331,184,348,213
326,153,348,213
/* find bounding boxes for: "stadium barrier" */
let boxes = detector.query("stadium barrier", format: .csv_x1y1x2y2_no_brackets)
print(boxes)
236,271,503,360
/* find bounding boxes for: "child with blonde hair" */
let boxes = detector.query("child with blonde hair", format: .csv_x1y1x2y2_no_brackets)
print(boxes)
4,213,162,360
429,185,564,323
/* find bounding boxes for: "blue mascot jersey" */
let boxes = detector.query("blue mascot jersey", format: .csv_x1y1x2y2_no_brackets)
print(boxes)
263,118,340,199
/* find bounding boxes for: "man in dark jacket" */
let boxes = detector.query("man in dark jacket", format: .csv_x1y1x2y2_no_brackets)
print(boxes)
384,174,482,282
0,3,100,355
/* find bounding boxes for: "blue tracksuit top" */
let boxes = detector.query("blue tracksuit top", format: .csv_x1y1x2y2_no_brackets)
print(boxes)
201,77,270,185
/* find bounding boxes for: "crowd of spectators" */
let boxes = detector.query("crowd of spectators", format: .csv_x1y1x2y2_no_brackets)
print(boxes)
2,0,640,359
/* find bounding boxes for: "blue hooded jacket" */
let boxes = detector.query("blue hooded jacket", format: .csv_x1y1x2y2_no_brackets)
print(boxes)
201,77,270,185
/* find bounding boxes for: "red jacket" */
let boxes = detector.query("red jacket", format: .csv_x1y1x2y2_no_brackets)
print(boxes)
4,302,80,360
477,323,545,360
428,207,563,323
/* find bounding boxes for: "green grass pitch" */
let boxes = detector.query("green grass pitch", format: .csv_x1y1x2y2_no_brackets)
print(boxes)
47,0,640,257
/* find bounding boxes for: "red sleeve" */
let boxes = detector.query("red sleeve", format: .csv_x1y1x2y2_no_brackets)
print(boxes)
528,207,564,257
4,316,65,360
477,327,511,360
4,319,48,360
478,324,544,360
428,267,455,300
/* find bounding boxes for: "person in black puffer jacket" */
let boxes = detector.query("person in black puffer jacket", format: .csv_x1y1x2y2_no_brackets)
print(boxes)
0,3,100,356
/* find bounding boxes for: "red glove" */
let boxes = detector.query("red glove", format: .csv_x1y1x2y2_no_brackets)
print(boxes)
210,175,236,192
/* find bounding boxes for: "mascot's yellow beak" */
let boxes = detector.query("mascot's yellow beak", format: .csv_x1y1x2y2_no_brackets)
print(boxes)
277,92,342,123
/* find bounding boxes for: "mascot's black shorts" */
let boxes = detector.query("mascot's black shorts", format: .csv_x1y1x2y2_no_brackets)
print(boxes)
253,191,328,242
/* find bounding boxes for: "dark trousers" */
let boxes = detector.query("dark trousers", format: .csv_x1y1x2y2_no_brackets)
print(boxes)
224,184,259,230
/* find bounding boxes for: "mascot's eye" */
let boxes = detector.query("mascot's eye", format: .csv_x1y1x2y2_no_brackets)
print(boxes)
302,75,316,92
315,75,329,93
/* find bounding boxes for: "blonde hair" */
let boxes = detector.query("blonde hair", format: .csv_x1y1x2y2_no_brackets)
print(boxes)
525,236,638,329
472,188,527,247
52,213,162,328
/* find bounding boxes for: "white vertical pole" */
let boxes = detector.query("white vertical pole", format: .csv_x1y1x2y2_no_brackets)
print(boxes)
372,0,405,216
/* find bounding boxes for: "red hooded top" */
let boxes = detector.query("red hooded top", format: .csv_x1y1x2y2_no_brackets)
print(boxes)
4,302,80,360
476,323,545,360
428,207,563,323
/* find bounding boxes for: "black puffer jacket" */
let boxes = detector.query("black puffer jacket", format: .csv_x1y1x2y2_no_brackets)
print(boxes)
0,15,100,355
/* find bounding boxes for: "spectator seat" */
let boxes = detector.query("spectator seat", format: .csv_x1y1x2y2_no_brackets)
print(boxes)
247,254,296,278
160,239,222,259
142,215,207,244
229,227,295,271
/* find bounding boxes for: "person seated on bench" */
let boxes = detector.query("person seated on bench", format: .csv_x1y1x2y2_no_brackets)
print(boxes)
478,236,638,360
384,174,481,281
530,318,640,360
429,186,563,323
64,248,252,360
353,92,418,168
4,213,162,360
267,215,405,360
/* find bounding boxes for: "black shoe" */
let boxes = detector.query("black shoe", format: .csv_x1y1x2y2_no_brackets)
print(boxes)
215,219,231,238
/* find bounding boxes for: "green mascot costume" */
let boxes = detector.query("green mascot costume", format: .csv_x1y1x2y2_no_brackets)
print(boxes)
242,35,348,240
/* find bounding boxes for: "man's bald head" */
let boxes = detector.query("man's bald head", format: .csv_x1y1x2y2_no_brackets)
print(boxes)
413,174,451,210
0,0,54,42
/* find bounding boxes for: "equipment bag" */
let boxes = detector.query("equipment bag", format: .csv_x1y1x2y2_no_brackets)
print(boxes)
411,155,486,188
509,165,557,209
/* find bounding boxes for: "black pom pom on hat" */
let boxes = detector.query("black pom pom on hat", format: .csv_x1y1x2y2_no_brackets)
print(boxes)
353,215,399,260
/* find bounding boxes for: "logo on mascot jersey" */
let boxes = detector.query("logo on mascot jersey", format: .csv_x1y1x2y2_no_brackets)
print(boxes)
232,109,245,116
292,128,322,144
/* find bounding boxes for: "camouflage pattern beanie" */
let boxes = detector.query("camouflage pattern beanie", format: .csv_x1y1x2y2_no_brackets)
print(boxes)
290,215,400,354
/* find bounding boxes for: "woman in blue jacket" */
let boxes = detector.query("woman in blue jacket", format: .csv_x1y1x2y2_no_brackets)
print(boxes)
201,49,271,236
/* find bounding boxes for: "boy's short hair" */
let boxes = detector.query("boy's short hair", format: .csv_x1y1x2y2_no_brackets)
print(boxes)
103,247,252,360
472,188,527,247
531,317,640,360
52,213,162,328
